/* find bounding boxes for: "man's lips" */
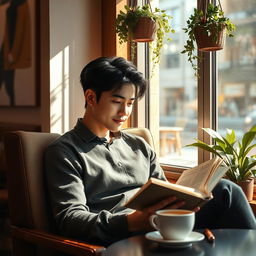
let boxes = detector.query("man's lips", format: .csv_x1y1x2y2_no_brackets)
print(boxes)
113,119,126,124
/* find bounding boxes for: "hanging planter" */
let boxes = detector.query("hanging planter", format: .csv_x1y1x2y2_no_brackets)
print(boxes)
132,17,157,42
181,1,236,77
115,4,174,73
194,24,226,52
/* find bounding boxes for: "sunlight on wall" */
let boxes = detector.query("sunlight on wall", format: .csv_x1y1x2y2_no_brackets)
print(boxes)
50,46,70,134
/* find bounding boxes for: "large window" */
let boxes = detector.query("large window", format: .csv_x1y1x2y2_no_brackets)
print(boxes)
158,0,197,168
155,0,256,169
217,0,256,138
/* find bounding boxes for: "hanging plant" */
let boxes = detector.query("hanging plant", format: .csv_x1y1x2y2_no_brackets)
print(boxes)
181,1,236,77
115,4,175,73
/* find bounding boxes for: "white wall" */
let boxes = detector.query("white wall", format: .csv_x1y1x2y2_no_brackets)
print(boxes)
49,0,102,134
0,0,102,132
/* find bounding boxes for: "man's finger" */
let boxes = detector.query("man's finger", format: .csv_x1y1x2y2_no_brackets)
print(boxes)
193,206,200,212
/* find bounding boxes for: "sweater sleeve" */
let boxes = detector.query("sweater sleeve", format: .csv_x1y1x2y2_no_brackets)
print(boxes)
138,137,166,181
149,149,167,181
44,145,131,245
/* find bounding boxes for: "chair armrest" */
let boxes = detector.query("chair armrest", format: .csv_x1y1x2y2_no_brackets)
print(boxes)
11,226,105,256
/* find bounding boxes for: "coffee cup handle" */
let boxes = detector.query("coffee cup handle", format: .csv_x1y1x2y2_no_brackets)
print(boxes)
149,214,159,230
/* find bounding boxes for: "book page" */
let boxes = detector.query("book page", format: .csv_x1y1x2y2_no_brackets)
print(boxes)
154,180,206,198
176,157,223,195
207,165,229,192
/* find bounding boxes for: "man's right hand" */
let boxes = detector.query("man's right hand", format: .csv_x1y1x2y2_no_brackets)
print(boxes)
127,196,185,232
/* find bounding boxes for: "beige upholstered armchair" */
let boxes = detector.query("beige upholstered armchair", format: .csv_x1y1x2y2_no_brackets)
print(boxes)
4,128,154,256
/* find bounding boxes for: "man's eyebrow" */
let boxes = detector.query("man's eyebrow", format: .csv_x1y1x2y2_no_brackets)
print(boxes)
112,94,136,100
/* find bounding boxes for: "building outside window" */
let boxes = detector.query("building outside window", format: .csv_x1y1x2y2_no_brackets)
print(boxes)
155,0,256,169
218,0,256,137
158,0,197,168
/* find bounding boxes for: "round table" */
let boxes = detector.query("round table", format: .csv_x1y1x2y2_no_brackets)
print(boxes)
102,229,256,256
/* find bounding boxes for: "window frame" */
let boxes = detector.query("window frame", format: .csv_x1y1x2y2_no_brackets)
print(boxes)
129,0,256,211
131,0,218,174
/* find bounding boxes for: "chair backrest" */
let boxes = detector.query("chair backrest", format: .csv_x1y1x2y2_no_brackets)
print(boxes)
123,127,154,149
0,123,41,211
4,131,60,232
4,128,153,233
3,128,153,256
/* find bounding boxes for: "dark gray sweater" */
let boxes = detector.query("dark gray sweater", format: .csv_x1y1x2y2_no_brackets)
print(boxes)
44,119,166,244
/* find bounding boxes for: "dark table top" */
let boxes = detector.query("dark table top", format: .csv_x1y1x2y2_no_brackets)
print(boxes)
103,229,256,256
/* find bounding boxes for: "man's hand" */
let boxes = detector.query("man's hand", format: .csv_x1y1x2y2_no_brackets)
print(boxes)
127,196,185,232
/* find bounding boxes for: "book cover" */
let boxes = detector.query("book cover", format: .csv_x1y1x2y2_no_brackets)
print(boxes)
125,157,228,210
125,178,211,210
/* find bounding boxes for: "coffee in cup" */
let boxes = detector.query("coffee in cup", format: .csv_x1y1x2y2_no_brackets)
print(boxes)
149,209,195,240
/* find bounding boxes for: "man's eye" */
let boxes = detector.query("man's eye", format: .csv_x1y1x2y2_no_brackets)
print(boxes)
112,100,121,104
128,102,134,106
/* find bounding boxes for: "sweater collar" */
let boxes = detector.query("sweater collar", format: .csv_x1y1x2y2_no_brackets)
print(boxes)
74,118,121,143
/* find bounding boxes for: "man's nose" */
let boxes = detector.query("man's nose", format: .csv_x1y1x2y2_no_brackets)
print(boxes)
119,104,129,115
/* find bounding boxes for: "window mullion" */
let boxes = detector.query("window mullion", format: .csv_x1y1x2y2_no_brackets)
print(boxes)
198,51,213,164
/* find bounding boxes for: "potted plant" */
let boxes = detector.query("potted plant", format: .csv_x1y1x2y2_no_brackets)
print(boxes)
181,2,236,77
115,4,174,72
186,126,256,201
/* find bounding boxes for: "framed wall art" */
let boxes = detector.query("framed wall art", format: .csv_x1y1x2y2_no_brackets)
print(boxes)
0,0,39,107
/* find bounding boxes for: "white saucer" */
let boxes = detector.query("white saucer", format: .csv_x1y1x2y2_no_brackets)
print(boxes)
145,231,204,248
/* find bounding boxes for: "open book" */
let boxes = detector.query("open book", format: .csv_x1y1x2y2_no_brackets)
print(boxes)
125,157,228,210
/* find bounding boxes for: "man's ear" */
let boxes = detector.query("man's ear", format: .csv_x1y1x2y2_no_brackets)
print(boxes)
85,89,96,106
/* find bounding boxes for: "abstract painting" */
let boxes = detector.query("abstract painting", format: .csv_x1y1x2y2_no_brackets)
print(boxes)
0,0,39,107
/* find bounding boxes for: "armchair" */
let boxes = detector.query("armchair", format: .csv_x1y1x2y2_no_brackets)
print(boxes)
4,128,154,256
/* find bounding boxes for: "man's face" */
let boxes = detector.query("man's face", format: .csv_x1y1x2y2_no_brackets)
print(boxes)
91,83,136,134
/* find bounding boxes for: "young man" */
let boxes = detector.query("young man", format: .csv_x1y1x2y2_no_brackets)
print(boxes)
44,57,256,246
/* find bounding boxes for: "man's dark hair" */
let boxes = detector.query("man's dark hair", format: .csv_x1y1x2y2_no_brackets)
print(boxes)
80,57,147,105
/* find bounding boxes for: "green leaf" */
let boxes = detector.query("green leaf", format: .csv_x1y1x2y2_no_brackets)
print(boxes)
245,160,256,172
242,144,256,158
186,141,222,158
241,131,256,154
203,128,224,141
225,129,236,145
222,137,238,156
249,125,256,132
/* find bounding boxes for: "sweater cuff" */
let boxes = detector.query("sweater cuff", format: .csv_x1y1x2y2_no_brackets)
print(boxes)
109,212,129,237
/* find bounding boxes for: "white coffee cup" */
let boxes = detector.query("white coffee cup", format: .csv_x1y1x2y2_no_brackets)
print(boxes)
149,209,195,240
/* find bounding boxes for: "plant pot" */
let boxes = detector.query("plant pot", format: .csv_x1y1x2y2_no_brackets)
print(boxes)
194,24,226,52
235,178,254,202
132,17,156,42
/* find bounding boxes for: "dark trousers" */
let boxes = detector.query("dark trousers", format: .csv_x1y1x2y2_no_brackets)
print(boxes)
195,179,256,229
